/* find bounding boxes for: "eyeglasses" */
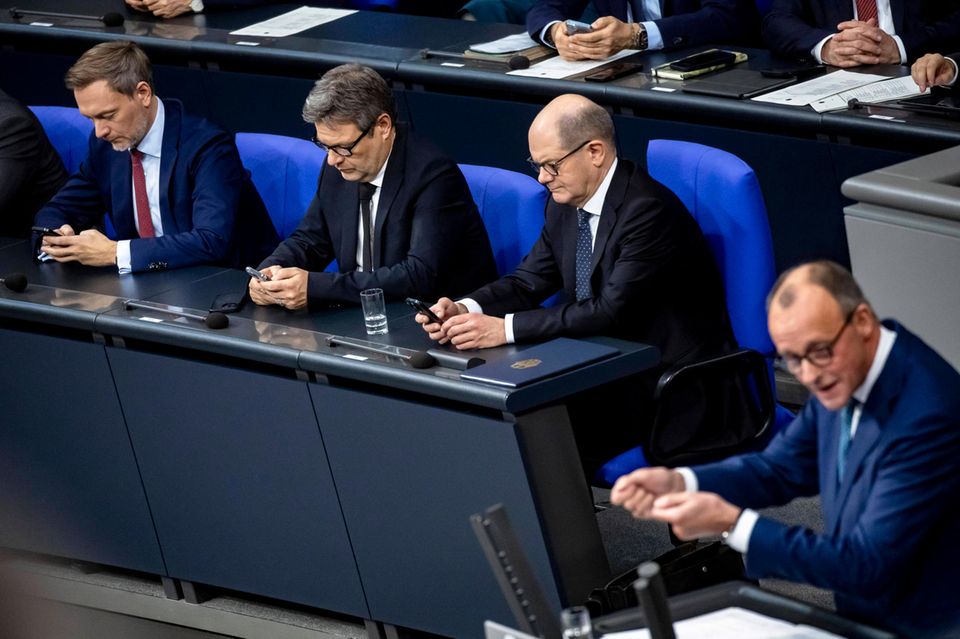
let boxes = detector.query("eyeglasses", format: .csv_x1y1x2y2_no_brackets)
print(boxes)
776,309,856,374
526,139,591,176
311,121,373,157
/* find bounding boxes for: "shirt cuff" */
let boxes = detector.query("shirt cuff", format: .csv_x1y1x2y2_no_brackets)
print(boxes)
676,467,698,492
892,35,906,65
947,57,959,86
116,240,132,274
812,35,831,63
724,508,758,553
504,314,515,344
458,297,482,314
641,21,663,50
540,20,561,48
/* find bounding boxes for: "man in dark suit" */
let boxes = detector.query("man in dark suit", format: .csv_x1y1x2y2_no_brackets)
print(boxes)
36,41,277,273
249,64,497,309
420,94,747,470
612,260,960,638
911,51,960,91
527,0,759,60
762,0,960,67
0,88,67,237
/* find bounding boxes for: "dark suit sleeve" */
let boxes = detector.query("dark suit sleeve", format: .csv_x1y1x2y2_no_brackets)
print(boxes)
128,132,244,272
654,0,756,50
258,187,337,290
527,0,592,42
899,10,960,63
761,0,833,60
0,110,40,214
34,135,108,234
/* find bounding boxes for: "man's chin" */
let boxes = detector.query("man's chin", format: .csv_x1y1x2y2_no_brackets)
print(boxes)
111,141,132,152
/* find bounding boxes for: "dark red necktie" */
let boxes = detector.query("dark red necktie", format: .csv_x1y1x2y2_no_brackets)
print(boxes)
855,0,878,23
131,149,156,238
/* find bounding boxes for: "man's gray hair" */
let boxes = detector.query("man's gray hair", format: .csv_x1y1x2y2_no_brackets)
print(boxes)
767,259,869,316
555,100,615,149
301,64,396,130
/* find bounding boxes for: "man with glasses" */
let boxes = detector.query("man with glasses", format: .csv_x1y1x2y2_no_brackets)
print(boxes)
611,260,960,638
250,63,496,309
419,93,746,473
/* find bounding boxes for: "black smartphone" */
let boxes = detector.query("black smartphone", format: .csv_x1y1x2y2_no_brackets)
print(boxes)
405,297,442,324
584,62,643,83
245,266,271,282
31,225,62,237
669,49,737,72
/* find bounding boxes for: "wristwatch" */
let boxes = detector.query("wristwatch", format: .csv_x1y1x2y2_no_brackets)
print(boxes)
632,23,648,51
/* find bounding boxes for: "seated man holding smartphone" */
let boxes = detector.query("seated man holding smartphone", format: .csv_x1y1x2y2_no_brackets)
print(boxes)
248,64,497,310
527,0,759,60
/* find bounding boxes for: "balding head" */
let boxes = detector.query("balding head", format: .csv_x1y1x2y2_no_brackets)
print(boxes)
528,95,616,208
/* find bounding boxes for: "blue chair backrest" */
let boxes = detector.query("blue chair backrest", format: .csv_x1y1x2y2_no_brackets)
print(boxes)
459,163,547,277
646,140,776,356
28,105,93,174
235,132,324,241
755,0,774,15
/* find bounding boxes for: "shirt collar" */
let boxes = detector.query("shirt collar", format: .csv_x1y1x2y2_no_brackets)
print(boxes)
579,157,618,217
136,97,164,159
853,324,896,405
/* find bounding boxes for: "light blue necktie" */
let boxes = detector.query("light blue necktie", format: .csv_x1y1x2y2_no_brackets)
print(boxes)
837,398,860,484
575,209,593,302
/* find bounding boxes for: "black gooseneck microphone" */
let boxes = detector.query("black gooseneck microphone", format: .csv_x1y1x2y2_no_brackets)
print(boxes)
0,272,28,293
633,562,677,639
419,48,531,70
123,299,230,329
9,7,125,27
326,335,436,369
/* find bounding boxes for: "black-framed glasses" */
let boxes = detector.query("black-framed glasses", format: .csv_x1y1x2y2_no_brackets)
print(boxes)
776,309,856,374
526,139,591,176
311,121,373,157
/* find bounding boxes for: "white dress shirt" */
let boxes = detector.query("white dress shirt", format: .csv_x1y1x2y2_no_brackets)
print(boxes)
118,98,166,274
354,149,391,272
812,0,907,65
459,158,619,344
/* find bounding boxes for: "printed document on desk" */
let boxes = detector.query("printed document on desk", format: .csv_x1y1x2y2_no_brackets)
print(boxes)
230,7,356,37
751,70,886,106
810,75,927,112
603,607,845,639
508,49,636,79
470,32,540,54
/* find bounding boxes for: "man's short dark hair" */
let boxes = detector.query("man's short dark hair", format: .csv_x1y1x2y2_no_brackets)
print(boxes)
65,41,154,96
767,260,869,316
555,99,615,149
301,64,396,130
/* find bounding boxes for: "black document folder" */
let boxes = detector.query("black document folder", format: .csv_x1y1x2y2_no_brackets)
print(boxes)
681,68,797,99
460,338,619,387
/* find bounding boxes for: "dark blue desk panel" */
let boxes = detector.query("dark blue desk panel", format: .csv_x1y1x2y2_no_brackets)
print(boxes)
107,348,368,616
0,327,165,574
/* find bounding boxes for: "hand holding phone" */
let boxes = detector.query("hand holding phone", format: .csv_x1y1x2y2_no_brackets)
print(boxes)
406,297,442,325
245,266,272,282
31,226,62,237
564,19,593,35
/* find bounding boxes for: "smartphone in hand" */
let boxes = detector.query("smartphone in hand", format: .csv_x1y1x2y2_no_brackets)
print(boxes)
405,297,442,324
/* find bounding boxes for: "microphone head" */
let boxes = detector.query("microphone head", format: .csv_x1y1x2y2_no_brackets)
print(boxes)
508,55,530,70
2,272,28,293
101,12,124,26
204,312,229,330
408,351,436,369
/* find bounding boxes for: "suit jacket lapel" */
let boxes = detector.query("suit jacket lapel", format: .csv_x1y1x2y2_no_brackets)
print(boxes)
590,161,628,276
561,204,578,298
890,0,904,33
157,100,179,234
372,127,406,268
112,151,136,238
339,182,360,272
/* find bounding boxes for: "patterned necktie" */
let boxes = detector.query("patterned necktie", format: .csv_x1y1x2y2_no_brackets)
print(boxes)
855,0,878,23
837,398,860,483
575,209,593,302
358,182,377,272
130,149,155,238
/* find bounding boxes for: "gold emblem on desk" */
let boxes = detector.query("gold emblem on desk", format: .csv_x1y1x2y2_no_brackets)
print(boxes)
511,358,542,370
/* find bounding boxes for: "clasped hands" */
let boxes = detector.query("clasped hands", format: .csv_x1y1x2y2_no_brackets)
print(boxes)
125,0,194,19
40,225,118,267
415,297,506,350
610,467,742,540
821,18,900,67
550,16,636,61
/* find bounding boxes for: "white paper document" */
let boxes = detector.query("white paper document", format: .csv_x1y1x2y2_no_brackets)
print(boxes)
810,75,928,112
751,70,887,107
469,32,539,54
507,49,637,79
229,6,356,38
603,607,845,639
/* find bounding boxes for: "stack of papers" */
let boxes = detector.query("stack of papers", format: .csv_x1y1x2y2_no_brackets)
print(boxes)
507,48,637,79
229,6,355,38
751,69,926,111
603,607,845,639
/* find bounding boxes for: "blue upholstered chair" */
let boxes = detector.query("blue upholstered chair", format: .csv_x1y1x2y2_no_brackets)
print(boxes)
594,140,794,486
459,164,547,277
755,0,774,15
28,105,93,174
